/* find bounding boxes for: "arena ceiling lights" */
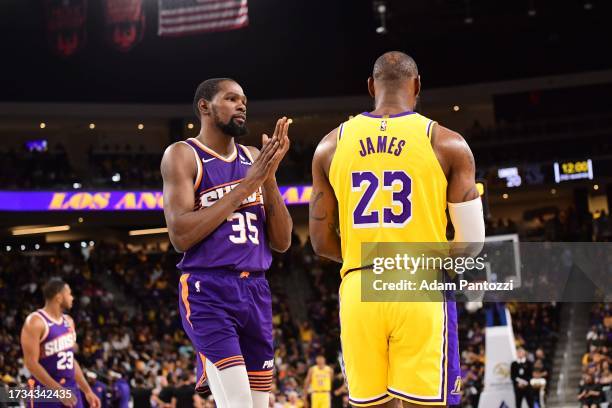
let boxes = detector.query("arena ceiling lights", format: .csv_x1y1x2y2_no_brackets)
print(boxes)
128,227,168,236
11,225,70,236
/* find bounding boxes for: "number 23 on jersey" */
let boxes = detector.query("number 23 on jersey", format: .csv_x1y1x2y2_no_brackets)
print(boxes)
352,170,412,228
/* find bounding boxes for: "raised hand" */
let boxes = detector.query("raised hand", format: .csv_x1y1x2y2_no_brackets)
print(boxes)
243,132,281,189
262,117,292,181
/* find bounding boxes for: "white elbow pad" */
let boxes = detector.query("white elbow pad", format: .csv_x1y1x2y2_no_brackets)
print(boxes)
448,197,485,244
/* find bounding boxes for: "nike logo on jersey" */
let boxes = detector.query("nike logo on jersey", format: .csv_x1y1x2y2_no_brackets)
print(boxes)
239,155,252,166
202,157,216,163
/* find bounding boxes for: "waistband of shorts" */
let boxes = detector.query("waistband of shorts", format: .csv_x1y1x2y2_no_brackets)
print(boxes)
182,269,266,279
30,378,77,388
341,264,371,279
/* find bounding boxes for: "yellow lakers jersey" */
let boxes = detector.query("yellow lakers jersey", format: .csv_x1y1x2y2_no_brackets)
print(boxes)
311,365,332,392
329,111,448,278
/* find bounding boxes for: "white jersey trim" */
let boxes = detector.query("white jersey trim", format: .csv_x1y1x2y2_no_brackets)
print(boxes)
31,312,50,343
180,141,203,191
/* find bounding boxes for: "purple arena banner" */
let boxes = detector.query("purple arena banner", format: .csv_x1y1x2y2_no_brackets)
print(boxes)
0,186,312,211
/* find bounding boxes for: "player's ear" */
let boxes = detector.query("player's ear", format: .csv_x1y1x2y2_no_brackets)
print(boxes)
198,98,210,116
367,77,375,98
414,75,421,98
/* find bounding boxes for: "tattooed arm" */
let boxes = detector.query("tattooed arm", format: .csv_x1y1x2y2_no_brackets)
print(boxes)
430,123,479,203
431,123,485,249
309,128,342,263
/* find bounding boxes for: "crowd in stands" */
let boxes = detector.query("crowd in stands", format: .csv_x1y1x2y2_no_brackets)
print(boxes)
0,115,610,407
0,237,346,407
2,110,611,189
0,224,570,408
464,112,612,144
0,140,313,190
483,206,612,243
579,303,612,407
458,303,558,408
89,148,163,188
0,145,76,189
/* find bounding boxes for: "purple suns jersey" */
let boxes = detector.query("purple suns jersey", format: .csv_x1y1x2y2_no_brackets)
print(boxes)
177,138,272,274
32,310,77,387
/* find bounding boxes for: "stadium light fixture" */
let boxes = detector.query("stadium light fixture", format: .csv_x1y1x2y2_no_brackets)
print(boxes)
594,184,599,190
373,1,387,34
35,244,40,250
129,227,169,236
112,173,121,183
502,193,509,199
464,0,473,24
137,123,144,130
12,225,71,236
20,245,26,251
187,123,194,129
64,242,71,249
6,246,11,252
39,122,46,129
527,0,536,17
89,123,96,129
73,182,82,189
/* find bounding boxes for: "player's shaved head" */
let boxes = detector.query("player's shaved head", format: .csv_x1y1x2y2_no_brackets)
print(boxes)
372,51,418,82
367,51,421,111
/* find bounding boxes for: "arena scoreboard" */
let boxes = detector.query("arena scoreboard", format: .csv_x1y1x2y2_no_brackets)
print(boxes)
553,159,593,183
489,158,598,187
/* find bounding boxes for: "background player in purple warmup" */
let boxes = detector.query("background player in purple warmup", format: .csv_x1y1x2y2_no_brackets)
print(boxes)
21,278,100,408
81,371,108,408
109,371,130,408
161,78,292,407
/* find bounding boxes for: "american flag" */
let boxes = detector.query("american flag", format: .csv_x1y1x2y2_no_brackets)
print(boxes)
158,0,248,37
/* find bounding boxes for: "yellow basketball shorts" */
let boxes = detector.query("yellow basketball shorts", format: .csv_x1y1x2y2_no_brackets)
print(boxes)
339,271,461,406
310,392,331,408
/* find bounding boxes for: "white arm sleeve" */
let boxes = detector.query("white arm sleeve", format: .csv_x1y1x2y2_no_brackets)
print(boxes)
448,197,485,255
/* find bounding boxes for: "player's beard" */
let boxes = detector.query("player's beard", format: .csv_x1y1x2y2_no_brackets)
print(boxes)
212,106,248,139
60,298,71,311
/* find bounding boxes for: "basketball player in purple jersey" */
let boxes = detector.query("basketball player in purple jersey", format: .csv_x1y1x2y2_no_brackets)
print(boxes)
161,78,293,408
20,278,100,408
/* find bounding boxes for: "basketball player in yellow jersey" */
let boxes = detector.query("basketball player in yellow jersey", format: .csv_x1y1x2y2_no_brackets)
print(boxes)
309,51,485,407
304,355,333,408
